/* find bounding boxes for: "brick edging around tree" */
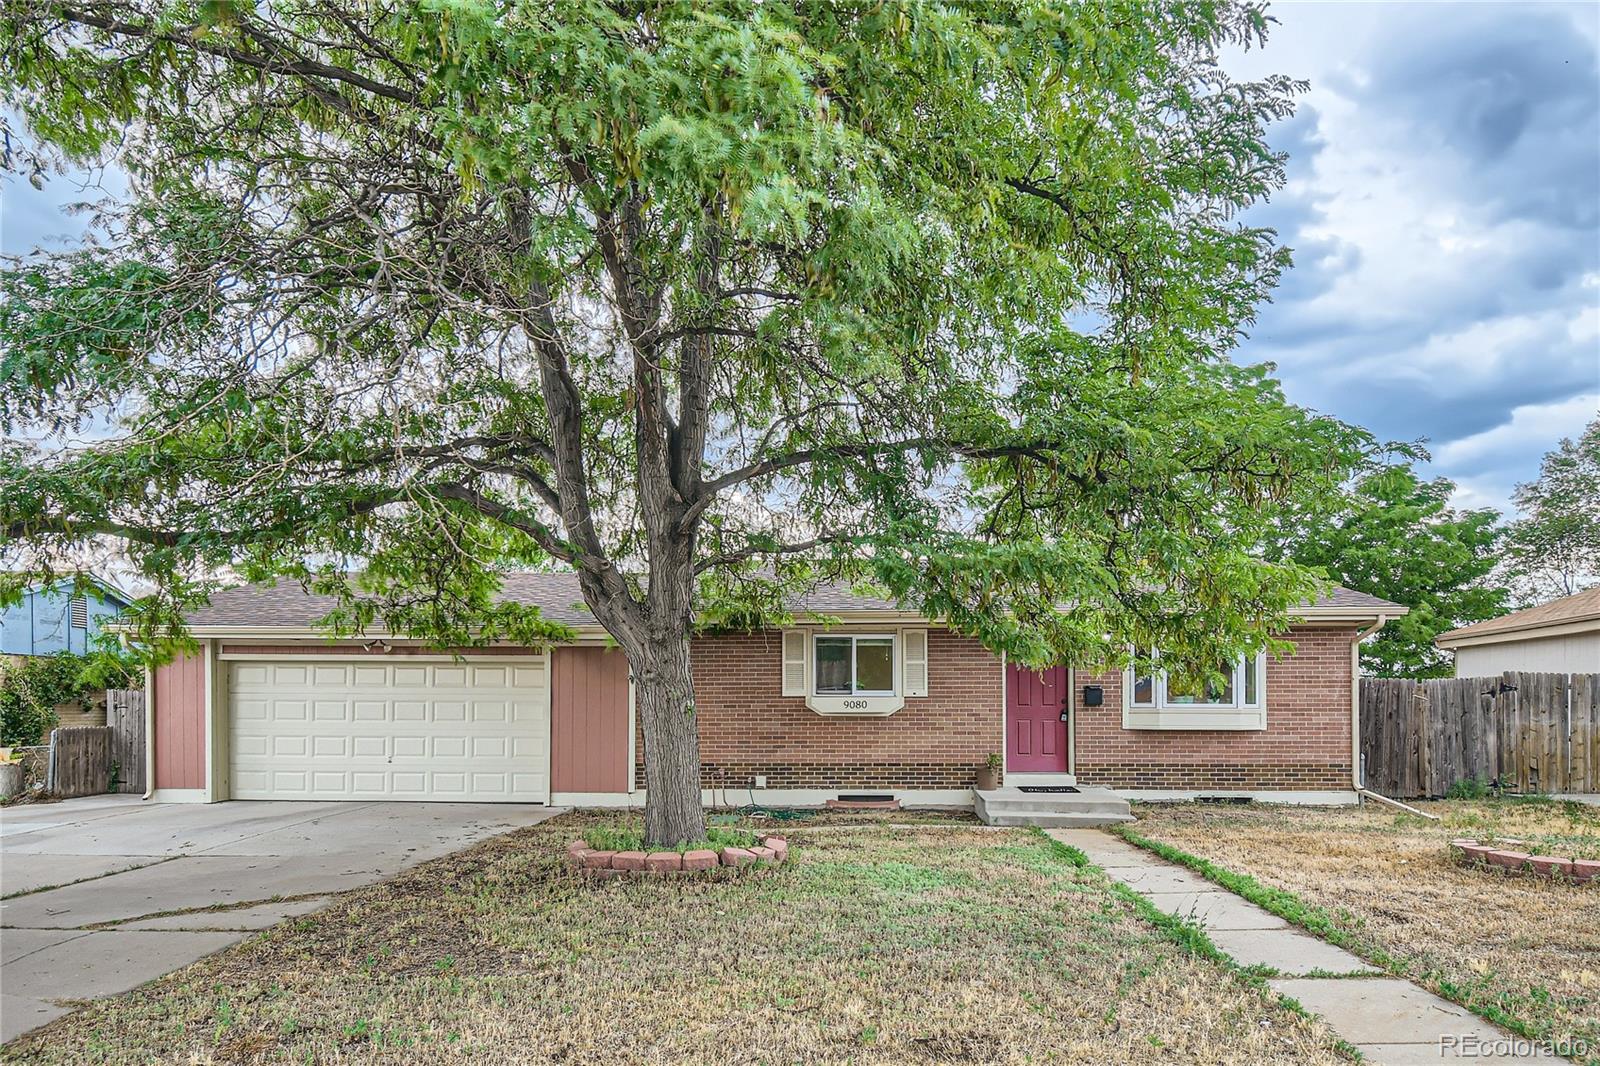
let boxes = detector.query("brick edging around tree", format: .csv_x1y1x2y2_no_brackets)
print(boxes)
1452,839,1598,883
567,835,788,875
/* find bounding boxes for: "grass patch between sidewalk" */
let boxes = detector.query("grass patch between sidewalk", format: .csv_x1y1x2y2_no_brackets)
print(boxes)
1037,830,1365,1063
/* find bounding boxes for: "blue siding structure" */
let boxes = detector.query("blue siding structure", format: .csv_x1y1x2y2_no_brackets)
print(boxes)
0,580,130,656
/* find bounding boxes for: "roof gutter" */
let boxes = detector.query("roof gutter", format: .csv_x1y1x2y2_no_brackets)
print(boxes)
1351,613,1392,794
162,604,1405,641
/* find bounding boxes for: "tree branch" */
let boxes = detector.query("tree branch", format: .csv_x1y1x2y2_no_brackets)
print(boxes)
59,6,423,104
694,533,858,574
683,437,1084,531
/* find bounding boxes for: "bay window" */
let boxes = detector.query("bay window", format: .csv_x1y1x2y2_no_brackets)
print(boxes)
1124,652,1267,731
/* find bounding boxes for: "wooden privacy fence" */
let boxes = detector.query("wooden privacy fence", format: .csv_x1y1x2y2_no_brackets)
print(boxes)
1360,672,1600,798
45,726,114,798
106,688,146,794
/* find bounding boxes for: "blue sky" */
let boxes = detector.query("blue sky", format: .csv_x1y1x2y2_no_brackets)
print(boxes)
2,2,1597,517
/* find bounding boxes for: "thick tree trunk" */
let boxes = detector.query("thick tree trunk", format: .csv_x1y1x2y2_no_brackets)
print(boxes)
632,631,707,846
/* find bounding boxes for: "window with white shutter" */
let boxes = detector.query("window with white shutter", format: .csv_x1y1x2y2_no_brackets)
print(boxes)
781,630,807,696
796,630,908,716
69,598,89,629
901,628,928,697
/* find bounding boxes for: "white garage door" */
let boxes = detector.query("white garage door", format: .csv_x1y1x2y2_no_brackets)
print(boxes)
228,658,549,802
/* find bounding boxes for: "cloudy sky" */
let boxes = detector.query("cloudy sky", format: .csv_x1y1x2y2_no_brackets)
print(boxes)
2,2,1598,518
1223,1,1600,513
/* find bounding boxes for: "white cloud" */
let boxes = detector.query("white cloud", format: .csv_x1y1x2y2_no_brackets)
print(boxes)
1434,391,1599,511
1435,392,1598,468
1224,1,1600,518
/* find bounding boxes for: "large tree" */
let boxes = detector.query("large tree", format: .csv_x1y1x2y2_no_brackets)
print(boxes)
1269,462,1506,678
1501,416,1600,604
0,1,1368,845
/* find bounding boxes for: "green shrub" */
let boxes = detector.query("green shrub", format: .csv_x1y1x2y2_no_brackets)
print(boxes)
0,646,141,747
1445,777,1491,800
1,654,76,746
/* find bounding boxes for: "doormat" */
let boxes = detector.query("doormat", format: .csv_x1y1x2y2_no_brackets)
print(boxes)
1018,786,1080,794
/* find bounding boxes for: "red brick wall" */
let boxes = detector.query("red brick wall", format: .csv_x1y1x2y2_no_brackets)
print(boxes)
1073,624,1357,791
633,623,1357,794
637,629,1005,791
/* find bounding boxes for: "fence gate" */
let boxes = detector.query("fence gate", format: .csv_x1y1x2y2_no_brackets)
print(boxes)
1360,672,1600,798
46,726,114,798
106,688,147,794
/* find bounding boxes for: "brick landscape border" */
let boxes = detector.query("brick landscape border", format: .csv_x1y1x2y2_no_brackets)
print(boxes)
1452,839,1598,883
567,835,788,875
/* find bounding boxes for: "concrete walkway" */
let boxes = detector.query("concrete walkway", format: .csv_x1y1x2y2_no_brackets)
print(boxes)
1048,829,1567,1065
1552,794,1600,808
1,796,561,1043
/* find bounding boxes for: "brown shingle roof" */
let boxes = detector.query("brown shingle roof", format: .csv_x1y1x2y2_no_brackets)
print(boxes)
185,572,597,628
1437,586,1600,645
184,573,1401,629
1309,587,1404,611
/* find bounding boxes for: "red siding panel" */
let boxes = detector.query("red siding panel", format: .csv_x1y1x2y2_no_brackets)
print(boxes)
551,646,630,793
153,652,206,790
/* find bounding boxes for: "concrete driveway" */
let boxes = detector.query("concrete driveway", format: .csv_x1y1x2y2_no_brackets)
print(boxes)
0,796,560,1042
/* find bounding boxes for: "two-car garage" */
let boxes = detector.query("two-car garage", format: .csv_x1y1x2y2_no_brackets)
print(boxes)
227,657,551,802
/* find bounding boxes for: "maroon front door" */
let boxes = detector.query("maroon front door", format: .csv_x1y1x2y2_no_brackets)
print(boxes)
1006,664,1069,773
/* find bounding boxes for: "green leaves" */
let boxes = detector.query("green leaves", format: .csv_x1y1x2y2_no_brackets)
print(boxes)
1271,463,1508,678
0,256,211,428
0,644,137,747
1500,417,1600,605
1,1,1363,676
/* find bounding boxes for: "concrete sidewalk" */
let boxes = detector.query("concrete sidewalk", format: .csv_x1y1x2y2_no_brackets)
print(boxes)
1048,828,1568,1065
1,797,561,1043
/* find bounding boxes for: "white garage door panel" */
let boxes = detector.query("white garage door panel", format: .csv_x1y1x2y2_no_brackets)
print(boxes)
229,659,548,802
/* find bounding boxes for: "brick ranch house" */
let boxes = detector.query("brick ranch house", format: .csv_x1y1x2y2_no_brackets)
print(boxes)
141,574,1405,808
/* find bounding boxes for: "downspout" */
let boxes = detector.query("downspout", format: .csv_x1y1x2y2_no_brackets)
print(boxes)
1350,615,1389,793
142,662,155,801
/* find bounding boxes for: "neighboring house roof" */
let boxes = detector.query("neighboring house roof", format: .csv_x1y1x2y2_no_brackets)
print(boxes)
182,573,1403,632
1436,586,1600,649
5,572,134,607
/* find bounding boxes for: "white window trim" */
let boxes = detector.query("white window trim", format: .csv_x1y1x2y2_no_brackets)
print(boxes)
813,633,898,698
803,630,906,717
1123,652,1266,731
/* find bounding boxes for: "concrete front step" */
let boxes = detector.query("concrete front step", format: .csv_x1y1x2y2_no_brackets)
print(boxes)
975,797,1132,814
979,810,1137,828
974,787,1134,827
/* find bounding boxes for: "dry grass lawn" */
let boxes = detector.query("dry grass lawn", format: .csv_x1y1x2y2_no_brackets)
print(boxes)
1124,798,1600,1058
7,814,1344,1065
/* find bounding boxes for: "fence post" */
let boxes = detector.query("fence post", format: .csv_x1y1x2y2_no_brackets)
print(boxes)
45,728,58,793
